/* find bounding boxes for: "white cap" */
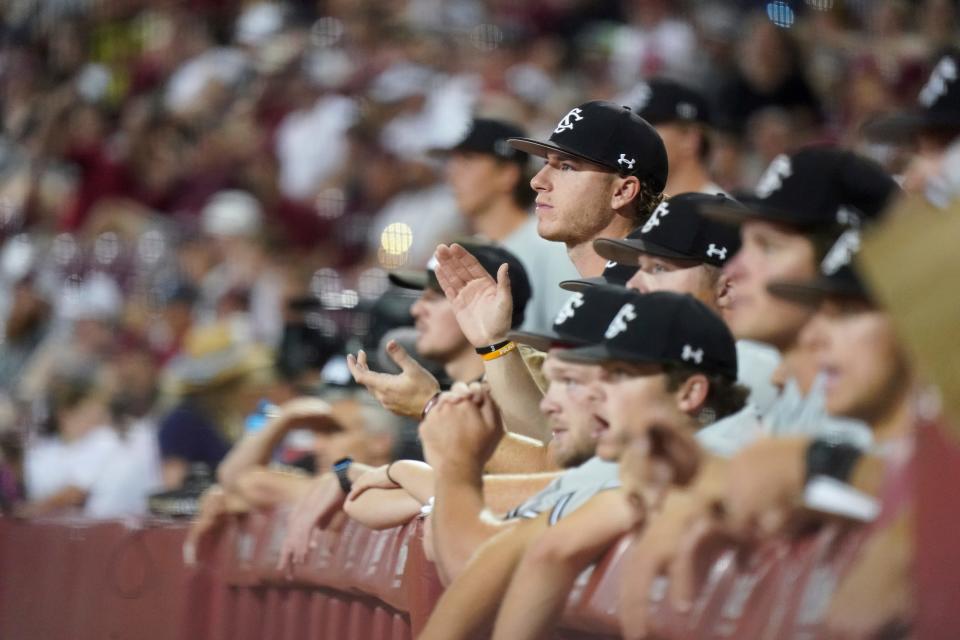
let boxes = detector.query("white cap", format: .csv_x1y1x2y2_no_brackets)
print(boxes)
201,190,264,237
235,2,286,47
59,272,123,321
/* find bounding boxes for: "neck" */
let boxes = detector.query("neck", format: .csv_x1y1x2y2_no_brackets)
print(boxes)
664,160,713,197
769,338,819,394
567,214,634,277
867,384,913,443
473,198,529,242
445,350,485,383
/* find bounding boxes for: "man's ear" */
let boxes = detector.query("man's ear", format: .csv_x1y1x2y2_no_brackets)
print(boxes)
715,272,733,310
611,175,641,214
674,373,710,416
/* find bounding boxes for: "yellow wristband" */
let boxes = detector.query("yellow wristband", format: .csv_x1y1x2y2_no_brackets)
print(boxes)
481,341,517,361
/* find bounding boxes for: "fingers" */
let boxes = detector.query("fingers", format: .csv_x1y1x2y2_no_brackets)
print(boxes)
346,350,366,381
667,515,734,612
495,262,513,305
619,538,665,639
386,339,421,373
450,243,495,284
434,245,468,295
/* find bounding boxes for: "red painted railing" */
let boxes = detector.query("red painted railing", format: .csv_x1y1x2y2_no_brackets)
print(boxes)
0,505,876,639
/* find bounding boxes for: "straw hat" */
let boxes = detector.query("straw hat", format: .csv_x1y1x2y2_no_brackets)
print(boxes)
165,322,273,394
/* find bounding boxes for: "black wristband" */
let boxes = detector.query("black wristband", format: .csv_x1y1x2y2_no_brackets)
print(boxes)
333,456,354,494
475,339,512,355
805,440,863,485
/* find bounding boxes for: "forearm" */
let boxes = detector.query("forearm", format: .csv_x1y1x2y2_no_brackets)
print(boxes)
19,486,88,517
419,516,548,640
343,487,424,529
388,460,436,504
493,491,636,640
217,418,291,490
234,468,312,508
485,432,555,474
483,349,549,441
492,550,589,640
433,464,504,581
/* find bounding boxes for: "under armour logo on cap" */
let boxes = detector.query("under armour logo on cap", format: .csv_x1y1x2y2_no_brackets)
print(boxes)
554,107,584,134
755,154,793,198
706,244,727,261
605,260,618,269
681,344,704,364
554,292,585,325
821,229,861,275
642,201,670,233
676,102,698,119
604,303,637,339
618,154,636,170
836,206,862,227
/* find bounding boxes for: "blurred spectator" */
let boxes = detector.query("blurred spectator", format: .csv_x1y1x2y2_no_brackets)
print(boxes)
157,322,273,489
197,190,288,346
715,12,823,136
18,363,159,518
0,275,50,393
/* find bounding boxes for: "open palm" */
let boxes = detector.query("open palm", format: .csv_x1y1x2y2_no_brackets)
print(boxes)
434,243,513,347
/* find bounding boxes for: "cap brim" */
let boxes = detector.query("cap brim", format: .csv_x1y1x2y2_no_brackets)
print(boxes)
767,277,868,307
593,237,697,265
558,276,611,292
508,137,615,172
861,110,960,144
555,343,658,366
701,199,830,230
388,270,433,290
507,329,588,352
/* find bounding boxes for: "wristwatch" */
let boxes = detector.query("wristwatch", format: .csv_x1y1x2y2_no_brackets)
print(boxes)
333,456,354,494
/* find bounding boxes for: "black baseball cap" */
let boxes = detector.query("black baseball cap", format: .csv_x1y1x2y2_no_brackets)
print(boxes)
766,229,872,306
594,193,742,268
623,78,712,127
508,101,668,193
704,146,900,230
557,291,738,380
432,118,529,164
508,287,638,352
388,241,533,328
559,256,638,292
863,49,960,143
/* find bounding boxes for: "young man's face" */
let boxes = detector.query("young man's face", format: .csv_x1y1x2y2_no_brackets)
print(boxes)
411,288,470,362
445,152,513,219
540,352,604,468
802,299,909,424
586,361,683,462
530,152,619,244
626,254,720,312
723,219,818,348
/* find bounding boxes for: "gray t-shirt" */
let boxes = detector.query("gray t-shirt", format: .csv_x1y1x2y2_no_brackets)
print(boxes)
763,372,873,448
505,456,619,525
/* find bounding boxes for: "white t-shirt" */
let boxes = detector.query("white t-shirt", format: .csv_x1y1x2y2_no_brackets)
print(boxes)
736,340,781,418
85,420,163,518
25,426,121,502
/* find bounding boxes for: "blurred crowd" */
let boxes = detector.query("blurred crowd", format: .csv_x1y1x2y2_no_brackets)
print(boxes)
1,0,959,636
